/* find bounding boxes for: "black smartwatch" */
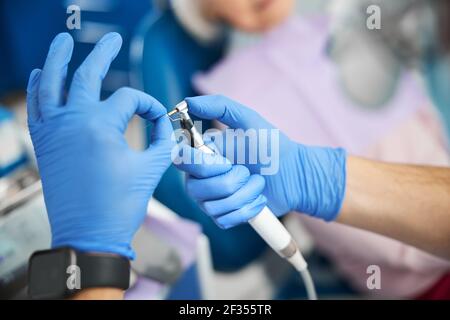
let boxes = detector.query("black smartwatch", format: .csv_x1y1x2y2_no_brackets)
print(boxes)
28,247,130,299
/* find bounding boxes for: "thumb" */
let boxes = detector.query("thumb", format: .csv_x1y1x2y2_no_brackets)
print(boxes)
185,95,275,130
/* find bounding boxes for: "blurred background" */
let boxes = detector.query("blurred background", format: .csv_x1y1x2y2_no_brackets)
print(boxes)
0,0,449,299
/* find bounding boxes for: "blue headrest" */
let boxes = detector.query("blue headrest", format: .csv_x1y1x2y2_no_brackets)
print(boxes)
131,8,226,109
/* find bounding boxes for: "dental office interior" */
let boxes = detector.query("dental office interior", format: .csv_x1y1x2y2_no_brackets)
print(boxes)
1,0,449,300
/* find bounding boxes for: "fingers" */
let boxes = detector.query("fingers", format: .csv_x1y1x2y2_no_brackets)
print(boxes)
38,33,74,114
183,158,267,229
186,165,250,201
106,87,168,132
202,174,266,217
26,69,42,124
185,95,273,130
174,144,232,178
68,32,122,102
215,194,267,229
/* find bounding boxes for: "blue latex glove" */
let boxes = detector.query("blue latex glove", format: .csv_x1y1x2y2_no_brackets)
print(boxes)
26,33,174,259
175,95,347,229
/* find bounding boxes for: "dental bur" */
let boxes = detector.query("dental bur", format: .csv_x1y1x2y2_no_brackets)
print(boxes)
168,101,317,300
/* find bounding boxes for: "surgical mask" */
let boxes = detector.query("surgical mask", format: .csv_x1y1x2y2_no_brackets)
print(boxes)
423,53,450,143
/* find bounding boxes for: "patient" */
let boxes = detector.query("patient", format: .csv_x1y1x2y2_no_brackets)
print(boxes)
172,0,295,42
199,0,295,32
174,0,450,299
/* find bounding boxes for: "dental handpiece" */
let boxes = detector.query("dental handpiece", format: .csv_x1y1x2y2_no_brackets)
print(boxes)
168,101,308,273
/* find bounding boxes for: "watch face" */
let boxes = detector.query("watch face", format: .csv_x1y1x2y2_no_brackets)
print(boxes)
28,248,74,299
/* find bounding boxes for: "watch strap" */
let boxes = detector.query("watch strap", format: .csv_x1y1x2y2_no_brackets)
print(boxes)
28,247,130,299
77,252,130,291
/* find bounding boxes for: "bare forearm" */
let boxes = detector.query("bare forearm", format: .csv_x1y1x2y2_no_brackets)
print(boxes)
71,288,124,300
339,156,450,259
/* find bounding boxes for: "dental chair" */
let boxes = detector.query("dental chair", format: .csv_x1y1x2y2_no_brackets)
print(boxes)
130,7,267,271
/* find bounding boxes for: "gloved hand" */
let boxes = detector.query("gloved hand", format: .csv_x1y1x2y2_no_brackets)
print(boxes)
175,95,347,229
26,32,174,259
